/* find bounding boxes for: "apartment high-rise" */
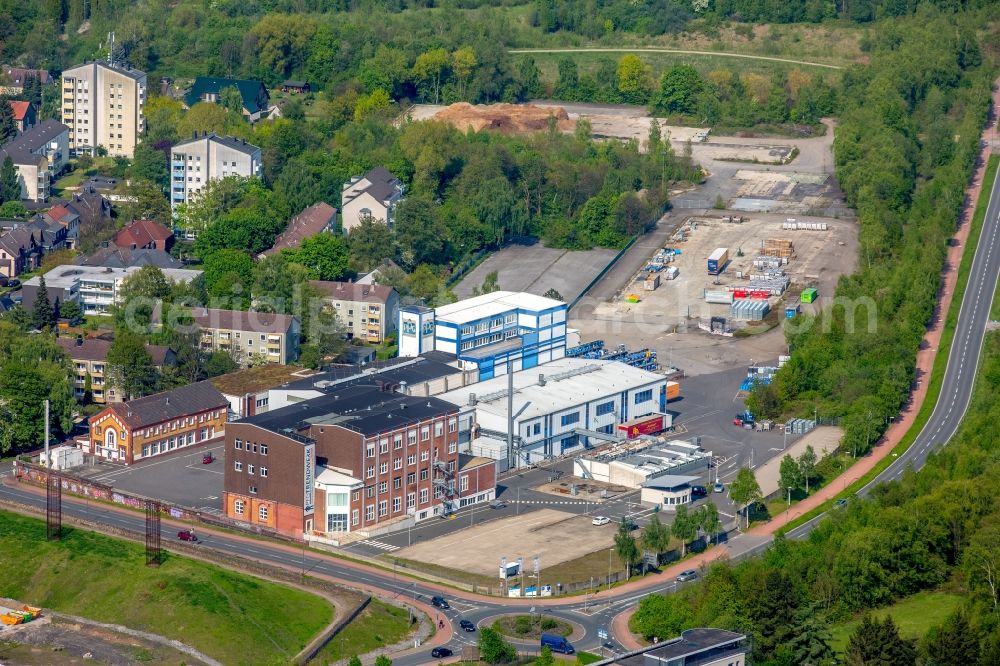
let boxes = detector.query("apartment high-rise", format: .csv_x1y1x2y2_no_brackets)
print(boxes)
61,61,147,158
169,132,261,212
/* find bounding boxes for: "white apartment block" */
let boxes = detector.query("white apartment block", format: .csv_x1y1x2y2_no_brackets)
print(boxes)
61,61,147,158
170,132,262,212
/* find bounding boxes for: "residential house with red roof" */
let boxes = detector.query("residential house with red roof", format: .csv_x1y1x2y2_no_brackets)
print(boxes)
8,101,35,132
263,202,337,256
87,380,228,463
113,219,174,252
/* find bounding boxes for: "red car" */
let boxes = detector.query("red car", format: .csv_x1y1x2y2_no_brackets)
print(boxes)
202,452,214,464
177,530,198,542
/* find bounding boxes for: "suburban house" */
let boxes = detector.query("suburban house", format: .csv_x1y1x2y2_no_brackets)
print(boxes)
209,364,313,420
310,280,398,344
356,258,402,286
9,101,35,132
77,245,184,269
57,186,113,232
22,264,201,316
58,335,177,404
0,226,43,277
41,205,80,248
263,202,337,255
87,380,229,464
279,80,311,94
61,61,147,157
340,167,405,233
223,384,466,539
113,219,174,251
184,77,270,123
187,307,301,366
1,67,51,95
169,132,262,212
0,120,70,201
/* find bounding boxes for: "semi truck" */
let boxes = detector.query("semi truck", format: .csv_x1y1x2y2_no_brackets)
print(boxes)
707,247,729,274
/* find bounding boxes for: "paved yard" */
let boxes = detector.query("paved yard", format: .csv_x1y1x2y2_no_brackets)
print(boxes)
75,441,226,512
392,508,615,576
454,242,618,302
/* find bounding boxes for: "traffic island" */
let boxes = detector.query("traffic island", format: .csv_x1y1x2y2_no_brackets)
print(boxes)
483,613,583,644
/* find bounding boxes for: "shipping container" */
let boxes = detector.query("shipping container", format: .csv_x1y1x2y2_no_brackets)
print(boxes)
801,288,818,303
666,381,680,401
705,290,734,304
707,247,729,274
644,273,660,291
785,305,799,319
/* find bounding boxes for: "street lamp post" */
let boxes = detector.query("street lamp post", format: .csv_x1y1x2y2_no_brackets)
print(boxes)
608,547,614,588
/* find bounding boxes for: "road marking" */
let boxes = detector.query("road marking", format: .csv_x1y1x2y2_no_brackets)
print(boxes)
360,539,401,552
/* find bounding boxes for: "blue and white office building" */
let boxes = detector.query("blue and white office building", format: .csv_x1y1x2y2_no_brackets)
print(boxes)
398,291,567,380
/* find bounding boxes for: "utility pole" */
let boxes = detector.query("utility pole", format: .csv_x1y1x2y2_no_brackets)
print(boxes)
507,359,514,470
43,399,50,468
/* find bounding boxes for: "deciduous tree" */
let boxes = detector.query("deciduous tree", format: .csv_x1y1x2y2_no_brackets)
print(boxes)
107,331,157,400
729,467,762,528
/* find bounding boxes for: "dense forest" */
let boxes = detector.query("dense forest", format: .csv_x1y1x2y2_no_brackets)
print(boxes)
747,8,992,455
633,332,1000,665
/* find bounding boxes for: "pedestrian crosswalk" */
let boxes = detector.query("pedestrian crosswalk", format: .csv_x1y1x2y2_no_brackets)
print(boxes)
359,539,400,551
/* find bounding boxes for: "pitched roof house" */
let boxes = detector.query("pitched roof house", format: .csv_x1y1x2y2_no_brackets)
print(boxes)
9,100,35,132
263,202,337,255
0,119,70,201
340,167,405,234
77,245,184,269
113,219,174,251
184,77,270,122
87,381,229,464
58,335,177,404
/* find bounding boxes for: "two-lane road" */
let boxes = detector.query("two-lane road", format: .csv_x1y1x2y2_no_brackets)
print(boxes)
787,154,1000,538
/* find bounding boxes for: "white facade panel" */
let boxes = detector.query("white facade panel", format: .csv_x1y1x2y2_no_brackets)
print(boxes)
518,313,538,328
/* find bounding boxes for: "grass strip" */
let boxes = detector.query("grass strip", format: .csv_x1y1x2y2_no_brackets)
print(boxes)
0,510,332,665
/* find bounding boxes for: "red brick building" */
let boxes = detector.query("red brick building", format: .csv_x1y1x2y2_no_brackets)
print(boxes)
88,381,228,464
224,384,469,539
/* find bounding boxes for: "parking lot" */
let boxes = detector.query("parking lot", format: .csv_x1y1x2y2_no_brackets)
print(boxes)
76,441,226,512
392,508,614,576
454,241,618,302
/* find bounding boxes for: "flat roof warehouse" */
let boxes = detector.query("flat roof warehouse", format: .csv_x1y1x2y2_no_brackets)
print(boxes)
438,357,664,421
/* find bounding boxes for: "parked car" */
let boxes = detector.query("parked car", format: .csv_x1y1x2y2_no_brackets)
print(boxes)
591,516,611,526
431,647,452,658
713,481,725,493
431,596,450,609
490,501,507,509
6,279,19,289
676,569,698,582
177,529,198,542
541,634,575,654
835,499,848,507
690,485,708,499
459,619,476,632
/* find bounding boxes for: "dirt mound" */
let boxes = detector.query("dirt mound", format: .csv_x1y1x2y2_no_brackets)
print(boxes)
432,102,575,134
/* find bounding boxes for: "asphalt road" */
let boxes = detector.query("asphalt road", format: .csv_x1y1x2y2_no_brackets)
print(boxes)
787,156,1000,539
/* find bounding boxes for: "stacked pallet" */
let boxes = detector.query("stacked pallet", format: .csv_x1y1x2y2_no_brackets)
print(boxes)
761,238,794,258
